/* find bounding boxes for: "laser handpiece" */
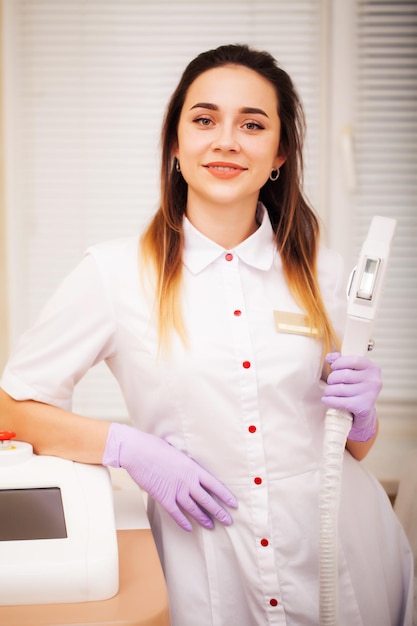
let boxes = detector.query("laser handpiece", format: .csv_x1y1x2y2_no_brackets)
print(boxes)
319,215,397,626
342,215,397,357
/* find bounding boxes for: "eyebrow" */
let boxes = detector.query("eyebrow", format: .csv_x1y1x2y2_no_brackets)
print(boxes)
189,102,269,118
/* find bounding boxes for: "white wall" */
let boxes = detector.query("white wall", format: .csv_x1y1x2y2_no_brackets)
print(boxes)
1,0,416,488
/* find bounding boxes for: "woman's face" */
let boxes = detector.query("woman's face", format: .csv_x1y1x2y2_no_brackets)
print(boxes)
174,64,285,213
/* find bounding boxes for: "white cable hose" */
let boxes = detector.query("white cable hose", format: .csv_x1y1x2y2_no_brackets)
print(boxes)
319,319,375,625
319,408,352,625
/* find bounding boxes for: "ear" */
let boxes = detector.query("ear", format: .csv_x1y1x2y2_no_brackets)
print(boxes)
274,147,287,170
172,139,179,159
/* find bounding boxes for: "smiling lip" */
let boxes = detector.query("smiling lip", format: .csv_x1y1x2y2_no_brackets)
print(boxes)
203,162,247,179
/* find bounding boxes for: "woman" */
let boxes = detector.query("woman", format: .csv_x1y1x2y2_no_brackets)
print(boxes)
0,44,413,625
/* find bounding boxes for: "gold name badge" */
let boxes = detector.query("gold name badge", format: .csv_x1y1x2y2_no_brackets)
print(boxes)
273,311,318,337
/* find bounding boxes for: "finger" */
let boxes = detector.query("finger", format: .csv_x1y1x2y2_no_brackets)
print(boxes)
325,351,341,364
329,354,372,372
322,380,366,397
190,486,233,526
197,469,238,509
326,368,363,385
175,488,215,529
322,391,371,415
321,395,354,412
155,486,195,532
163,503,194,532
181,499,215,529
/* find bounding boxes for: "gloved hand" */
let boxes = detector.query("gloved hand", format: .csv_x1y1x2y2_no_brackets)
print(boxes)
102,422,237,532
321,352,382,442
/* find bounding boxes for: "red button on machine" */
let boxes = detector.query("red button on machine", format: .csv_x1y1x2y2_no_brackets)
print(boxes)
0,431,16,450
0,431,16,441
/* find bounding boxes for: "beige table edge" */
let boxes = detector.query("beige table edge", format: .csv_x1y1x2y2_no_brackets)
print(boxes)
0,529,171,626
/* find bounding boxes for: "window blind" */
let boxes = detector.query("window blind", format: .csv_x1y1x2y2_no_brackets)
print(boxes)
352,0,417,405
3,0,323,421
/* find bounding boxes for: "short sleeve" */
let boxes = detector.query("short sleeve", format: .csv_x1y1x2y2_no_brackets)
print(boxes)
0,253,116,410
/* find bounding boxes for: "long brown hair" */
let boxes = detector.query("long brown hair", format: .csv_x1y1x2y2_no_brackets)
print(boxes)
141,44,339,353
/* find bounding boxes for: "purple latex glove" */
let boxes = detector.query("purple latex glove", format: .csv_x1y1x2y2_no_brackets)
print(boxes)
321,352,382,442
102,422,237,532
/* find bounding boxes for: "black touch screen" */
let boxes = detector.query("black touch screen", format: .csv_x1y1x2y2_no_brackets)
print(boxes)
0,487,67,540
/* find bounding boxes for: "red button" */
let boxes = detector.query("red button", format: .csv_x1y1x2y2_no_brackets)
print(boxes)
270,598,278,607
254,477,262,485
248,425,256,433
225,253,233,261
234,310,242,316
242,361,251,369
260,538,269,547
0,431,16,441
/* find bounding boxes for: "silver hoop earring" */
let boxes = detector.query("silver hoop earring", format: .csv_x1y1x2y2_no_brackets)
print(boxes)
175,159,181,173
269,168,280,181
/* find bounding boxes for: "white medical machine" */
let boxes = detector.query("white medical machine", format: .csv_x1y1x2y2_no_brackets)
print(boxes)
319,216,397,625
0,431,119,606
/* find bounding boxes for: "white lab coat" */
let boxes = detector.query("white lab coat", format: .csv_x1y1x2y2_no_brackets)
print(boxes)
1,205,413,625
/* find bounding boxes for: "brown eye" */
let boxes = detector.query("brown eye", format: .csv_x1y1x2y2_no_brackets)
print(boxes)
244,121,264,131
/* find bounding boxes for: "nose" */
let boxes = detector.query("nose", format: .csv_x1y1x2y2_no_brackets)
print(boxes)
211,122,240,152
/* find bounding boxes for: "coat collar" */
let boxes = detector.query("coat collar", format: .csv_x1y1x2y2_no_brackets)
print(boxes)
182,203,276,275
